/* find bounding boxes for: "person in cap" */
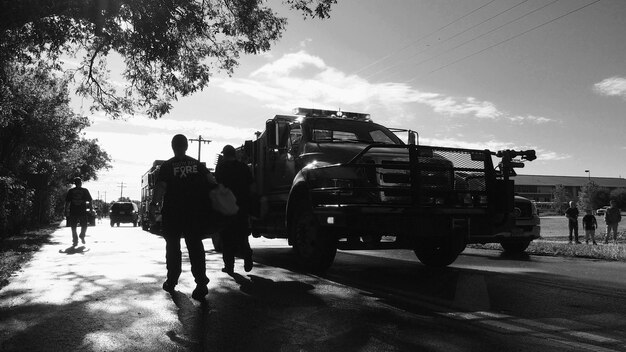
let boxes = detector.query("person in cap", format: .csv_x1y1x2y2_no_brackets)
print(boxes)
64,177,93,246
215,144,255,274
151,134,217,301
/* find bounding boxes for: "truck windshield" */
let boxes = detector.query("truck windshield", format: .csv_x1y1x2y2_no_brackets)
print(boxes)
306,118,403,145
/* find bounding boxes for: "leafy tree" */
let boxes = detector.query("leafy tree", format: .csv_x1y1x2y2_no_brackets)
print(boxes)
1,0,336,119
0,62,111,235
552,184,571,215
591,187,611,209
610,188,626,209
577,182,599,212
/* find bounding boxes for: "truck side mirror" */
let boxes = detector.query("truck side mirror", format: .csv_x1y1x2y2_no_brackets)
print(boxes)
408,131,418,145
266,120,277,149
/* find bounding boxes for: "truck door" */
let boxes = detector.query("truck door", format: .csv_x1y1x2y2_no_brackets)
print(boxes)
267,121,293,195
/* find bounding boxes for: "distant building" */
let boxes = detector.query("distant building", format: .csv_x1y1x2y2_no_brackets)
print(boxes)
513,174,626,202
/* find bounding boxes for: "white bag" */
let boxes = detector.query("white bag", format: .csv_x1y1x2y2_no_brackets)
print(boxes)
209,184,239,216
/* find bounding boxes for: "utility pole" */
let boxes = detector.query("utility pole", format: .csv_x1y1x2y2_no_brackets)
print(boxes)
189,135,211,162
118,182,125,199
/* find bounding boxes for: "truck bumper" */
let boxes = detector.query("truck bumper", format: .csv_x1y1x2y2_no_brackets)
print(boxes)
468,216,540,244
312,204,491,238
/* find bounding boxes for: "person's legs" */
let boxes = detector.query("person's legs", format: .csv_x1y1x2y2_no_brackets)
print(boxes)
78,215,88,244
568,222,574,243
184,234,209,286
573,223,579,243
164,235,182,286
221,227,236,272
235,220,253,272
605,224,614,244
611,223,617,243
69,216,79,245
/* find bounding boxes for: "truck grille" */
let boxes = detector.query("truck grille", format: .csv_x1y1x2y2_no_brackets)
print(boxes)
370,147,489,206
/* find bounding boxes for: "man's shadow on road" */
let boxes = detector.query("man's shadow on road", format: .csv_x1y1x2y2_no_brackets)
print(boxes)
228,273,321,307
58,245,89,255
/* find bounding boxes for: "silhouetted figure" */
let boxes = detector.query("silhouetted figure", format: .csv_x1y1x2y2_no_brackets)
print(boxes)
152,134,217,301
604,200,622,244
582,209,598,245
64,177,93,246
565,201,580,244
215,145,254,274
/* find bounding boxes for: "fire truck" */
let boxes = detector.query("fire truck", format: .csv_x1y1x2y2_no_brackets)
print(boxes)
140,160,165,234
236,108,537,272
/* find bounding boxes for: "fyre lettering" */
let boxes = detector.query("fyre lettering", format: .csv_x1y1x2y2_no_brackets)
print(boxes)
173,164,198,178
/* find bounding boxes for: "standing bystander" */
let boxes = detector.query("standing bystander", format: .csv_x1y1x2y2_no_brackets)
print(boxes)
151,134,217,301
604,200,622,244
582,209,598,245
64,177,93,246
215,144,255,274
565,201,580,244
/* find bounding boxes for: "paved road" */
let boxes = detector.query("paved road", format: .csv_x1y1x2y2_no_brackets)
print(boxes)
2,222,626,351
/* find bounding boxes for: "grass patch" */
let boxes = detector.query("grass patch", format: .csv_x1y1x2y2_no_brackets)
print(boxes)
471,240,626,261
472,216,626,262
0,223,59,290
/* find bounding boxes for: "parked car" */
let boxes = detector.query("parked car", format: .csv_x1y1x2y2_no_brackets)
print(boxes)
109,202,139,227
596,206,609,216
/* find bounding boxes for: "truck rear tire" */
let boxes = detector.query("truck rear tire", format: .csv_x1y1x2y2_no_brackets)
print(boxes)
414,239,463,267
500,240,531,254
292,208,337,273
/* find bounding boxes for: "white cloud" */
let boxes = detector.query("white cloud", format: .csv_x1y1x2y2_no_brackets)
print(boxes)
594,77,626,99
216,50,552,125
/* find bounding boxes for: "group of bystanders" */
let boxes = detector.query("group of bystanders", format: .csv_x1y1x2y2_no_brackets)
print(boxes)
565,200,622,245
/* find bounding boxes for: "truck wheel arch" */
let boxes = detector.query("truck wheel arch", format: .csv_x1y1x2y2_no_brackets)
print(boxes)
286,180,312,242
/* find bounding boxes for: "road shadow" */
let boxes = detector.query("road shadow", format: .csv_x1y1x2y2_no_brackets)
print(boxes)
229,273,319,306
58,245,90,255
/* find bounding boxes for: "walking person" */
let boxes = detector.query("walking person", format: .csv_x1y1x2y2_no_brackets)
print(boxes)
151,134,217,301
604,200,622,244
565,201,580,244
215,145,255,274
582,209,598,245
64,177,93,246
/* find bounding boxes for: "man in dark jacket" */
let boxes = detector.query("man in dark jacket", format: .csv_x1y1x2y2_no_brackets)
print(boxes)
151,134,216,301
604,200,622,244
64,177,93,246
565,201,580,244
215,144,255,274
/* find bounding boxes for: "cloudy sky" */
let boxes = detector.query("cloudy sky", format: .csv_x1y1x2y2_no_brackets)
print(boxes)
79,0,626,202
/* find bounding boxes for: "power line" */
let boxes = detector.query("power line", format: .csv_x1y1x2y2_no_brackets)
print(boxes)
404,0,561,82
408,0,602,82
352,0,498,76
365,0,531,80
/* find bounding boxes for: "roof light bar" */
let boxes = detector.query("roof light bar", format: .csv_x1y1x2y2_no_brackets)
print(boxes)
293,107,371,121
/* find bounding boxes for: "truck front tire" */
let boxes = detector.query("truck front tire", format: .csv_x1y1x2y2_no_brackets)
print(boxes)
292,207,337,273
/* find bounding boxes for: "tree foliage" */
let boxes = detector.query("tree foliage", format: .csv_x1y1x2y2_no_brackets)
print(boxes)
577,181,599,212
0,62,111,236
552,184,571,215
610,188,626,209
0,0,336,119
